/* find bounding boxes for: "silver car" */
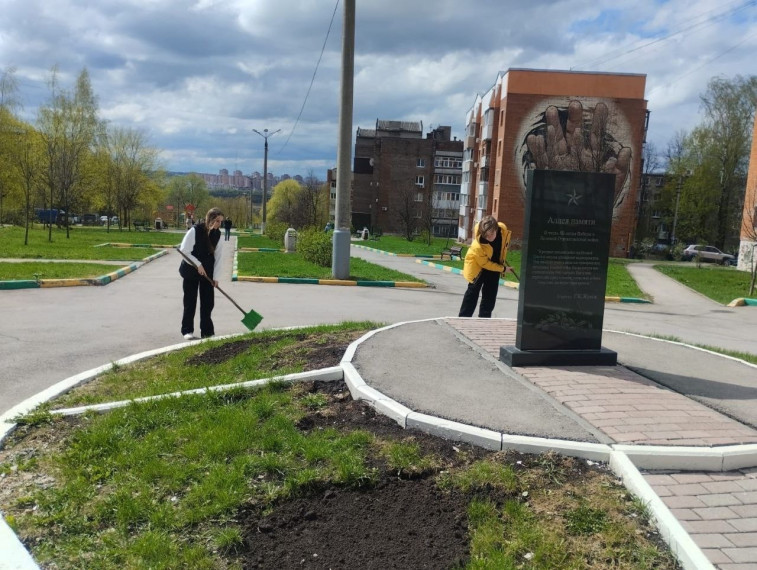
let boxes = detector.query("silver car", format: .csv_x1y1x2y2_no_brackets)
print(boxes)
682,244,735,265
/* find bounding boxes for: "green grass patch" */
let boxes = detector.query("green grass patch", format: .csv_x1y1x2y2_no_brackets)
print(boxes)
655,263,753,304
237,234,283,249
644,334,757,365
237,251,423,282
0,225,168,260
1,331,678,569
358,234,465,256
51,322,378,408
0,261,127,281
433,254,646,298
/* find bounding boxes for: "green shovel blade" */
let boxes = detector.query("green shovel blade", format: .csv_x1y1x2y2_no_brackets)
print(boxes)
241,308,263,331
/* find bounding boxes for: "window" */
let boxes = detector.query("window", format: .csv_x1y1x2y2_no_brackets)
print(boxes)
415,192,424,202
497,140,502,156
415,175,424,187
500,110,504,126
416,158,425,167
434,157,463,168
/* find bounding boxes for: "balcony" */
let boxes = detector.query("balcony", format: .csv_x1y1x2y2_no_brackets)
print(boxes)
480,154,489,168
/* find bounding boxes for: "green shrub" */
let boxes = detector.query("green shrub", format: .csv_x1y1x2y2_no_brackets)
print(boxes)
265,221,288,245
297,228,332,267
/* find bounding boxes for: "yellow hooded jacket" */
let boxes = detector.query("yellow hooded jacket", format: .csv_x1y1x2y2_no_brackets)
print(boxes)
462,221,512,283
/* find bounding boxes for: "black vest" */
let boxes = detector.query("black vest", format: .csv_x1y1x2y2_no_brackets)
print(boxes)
191,222,221,277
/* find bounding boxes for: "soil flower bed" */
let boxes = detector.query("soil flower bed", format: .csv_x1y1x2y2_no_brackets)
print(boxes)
0,327,680,569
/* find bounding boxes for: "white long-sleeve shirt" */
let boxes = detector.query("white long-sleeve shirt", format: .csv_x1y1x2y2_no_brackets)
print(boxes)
179,225,223,278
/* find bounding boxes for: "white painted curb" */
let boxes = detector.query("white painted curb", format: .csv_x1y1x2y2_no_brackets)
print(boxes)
609,451,715,570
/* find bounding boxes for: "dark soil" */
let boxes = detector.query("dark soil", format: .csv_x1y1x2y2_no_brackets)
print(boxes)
237,383,489,570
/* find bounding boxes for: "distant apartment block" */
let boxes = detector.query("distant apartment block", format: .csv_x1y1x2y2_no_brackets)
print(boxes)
351,120,463,235
460,68,648,256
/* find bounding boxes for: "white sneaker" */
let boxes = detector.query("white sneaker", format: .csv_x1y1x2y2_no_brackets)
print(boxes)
183,333,195,340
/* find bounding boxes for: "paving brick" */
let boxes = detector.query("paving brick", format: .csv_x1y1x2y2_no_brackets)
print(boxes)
670,508,701,521
736,491,757,504
701,494,745,507
701,548,734,563
703,481,748,494
693,533,735,547
722,547,757,563
724,533,757,547
738,480,757,491
645,474,679,485
731,519,757,532
694,506,739,520
661,495,708,509
683,520,739,533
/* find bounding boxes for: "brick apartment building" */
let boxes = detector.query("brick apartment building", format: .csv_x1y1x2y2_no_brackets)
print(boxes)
351,120,463,236
739,114,757,272
460,68,648,256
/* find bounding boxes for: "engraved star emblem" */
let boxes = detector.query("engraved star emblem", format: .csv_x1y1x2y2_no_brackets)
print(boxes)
566,189,582,206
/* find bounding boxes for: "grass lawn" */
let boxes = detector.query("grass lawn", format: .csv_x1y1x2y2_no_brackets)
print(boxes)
238,251,424,282
0,324,678,569
0,261,127,281
237,234,283,249
655,263,754,304
434,255,646,299
0,225,170,260
356,234,464,256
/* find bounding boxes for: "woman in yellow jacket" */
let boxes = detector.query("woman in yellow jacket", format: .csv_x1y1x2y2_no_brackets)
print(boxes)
458,215,513,318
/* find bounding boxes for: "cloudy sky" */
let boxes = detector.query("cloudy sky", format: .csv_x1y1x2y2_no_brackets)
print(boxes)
1,0,755,178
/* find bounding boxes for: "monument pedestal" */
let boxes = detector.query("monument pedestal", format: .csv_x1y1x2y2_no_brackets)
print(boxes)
500,345,617,367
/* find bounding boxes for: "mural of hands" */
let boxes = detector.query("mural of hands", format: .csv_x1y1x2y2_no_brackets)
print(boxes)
524,100,632,209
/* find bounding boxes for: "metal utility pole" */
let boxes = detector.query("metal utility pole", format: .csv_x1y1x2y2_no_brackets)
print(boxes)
332,0,355,279
253,128,280,234
671,174,682,245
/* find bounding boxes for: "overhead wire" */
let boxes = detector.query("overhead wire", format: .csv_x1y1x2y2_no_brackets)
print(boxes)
275,0,340,155
572,0,756,70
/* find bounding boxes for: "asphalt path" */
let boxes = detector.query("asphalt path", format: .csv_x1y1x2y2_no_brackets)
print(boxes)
1,239,755,418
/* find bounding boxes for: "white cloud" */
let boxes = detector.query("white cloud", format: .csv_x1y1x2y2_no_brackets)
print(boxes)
0,0,755,176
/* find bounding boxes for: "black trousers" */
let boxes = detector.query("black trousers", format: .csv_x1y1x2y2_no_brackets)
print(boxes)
458,269,500,318
224,228,231,240
181,274,215,337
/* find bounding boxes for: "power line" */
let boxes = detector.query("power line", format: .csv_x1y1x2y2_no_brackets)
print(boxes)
572,0,756,70
647,28,757,98
275,0,340,155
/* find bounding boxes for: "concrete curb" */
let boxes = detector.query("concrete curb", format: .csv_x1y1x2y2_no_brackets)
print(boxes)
351,243,445,259
609,451,715,570
415,259,520,289
2,321,745,569
0,249,168,290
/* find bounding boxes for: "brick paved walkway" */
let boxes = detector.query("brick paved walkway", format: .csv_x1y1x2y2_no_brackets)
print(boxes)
445,317,757,567
645,469,757,567
445,318,757,447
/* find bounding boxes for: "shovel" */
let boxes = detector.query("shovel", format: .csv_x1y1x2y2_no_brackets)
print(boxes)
503,260,520,282
176,248,263,331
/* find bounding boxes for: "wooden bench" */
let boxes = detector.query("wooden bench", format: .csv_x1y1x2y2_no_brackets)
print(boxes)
133,221,151,232
440,245,462,260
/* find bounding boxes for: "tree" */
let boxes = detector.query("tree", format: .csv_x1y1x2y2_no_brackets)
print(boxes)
37,67,103,240
694,75,756,249
299,170,329,230
268,179,303,227
394,181,420,241
166,174,210,226
0,66,22,225
5,125,43,244
100,126,160,229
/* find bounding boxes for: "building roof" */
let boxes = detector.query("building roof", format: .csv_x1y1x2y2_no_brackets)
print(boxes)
375,120,423,133
356,128,376,138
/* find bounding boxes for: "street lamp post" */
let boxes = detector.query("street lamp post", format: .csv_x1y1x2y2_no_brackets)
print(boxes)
253,128,280,235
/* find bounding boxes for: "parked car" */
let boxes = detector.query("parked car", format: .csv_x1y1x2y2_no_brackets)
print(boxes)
110,216,119,226
681,244,735,265
81,213,99,226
